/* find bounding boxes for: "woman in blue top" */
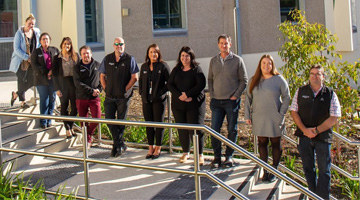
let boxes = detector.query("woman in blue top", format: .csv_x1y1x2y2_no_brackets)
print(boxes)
9,14,41,108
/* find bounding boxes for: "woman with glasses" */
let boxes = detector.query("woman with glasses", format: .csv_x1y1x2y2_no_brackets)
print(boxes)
245,54,290,182
53,37,80,138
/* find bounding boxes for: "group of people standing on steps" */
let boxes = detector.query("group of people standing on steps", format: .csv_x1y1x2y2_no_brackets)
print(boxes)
9,14,340,200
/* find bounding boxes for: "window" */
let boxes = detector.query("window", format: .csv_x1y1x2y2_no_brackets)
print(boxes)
85,0,104,46
280,0,299,22
152,0,187,37
350,0,357,33
0,0,18,37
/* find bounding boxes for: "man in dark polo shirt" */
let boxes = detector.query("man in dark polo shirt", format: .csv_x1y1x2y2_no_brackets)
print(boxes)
99,37,139,157
290,65,341,199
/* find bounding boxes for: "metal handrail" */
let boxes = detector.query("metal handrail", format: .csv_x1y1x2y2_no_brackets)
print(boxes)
0,111,321,199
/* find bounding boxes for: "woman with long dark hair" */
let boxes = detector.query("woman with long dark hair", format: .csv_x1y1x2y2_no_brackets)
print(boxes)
245,54,290,182
9,14,41,108
53,37,80,138
167,46,206,165
139,44,170,159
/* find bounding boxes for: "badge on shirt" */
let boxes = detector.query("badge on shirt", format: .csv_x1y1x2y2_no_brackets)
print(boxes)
302,95,310,99
109,62,115,66
143,71,147,74
320,97,324,101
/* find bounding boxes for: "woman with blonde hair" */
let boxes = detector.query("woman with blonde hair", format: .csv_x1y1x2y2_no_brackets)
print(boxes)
245,54,290,182
9,14,41,108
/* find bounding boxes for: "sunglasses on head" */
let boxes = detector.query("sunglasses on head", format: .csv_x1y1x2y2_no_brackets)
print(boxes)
114,43,124,46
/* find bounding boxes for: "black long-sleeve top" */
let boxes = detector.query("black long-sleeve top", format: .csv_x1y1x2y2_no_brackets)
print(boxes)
167,65,206,110
139,61,170,103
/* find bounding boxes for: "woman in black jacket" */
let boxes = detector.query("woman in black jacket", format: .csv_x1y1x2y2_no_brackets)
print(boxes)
139,44,170,159
52,37,80,138
31,32,59,128
167,46,206,165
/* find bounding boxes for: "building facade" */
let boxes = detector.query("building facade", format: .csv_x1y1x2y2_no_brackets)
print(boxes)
0,0,359,77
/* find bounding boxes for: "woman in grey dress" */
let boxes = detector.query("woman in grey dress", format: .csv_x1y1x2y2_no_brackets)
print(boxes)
245,54,290,182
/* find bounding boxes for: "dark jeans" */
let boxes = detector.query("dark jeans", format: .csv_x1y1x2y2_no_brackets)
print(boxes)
16,67,34,101
298,136,331,199
76,97,101,142
60,77,77,130
142,100,166,146
36,80,56,126
172,101,205,154
104,97,131,148
210,98,240,158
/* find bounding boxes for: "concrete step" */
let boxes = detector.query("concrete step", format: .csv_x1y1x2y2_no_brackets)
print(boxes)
15,146,301,200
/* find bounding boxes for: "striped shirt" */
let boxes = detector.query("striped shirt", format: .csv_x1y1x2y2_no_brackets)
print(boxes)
289,85,341,117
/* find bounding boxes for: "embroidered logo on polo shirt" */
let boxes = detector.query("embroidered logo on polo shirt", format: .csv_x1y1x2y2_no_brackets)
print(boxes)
38,55,43,57
158,70,161,73
80,69,86,72
109,62,115,65
320,98,324,101
143,71,147,74
302,95,310,99
121,63,125,67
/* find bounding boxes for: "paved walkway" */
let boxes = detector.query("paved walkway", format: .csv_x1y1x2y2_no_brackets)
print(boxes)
0,72,36,106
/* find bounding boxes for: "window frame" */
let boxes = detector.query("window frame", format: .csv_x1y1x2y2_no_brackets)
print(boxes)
151,0,188,37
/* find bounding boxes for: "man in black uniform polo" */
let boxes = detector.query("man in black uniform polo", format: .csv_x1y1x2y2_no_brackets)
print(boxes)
100,37,139,157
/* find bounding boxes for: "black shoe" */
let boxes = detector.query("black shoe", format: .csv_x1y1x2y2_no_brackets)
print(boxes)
261,172,269,182
110,147,117,157
210,157,222,168
40,124,47,129
145,154,153,159
11,92,16,106
268,174,277,183
114,148,122,157
152,153,160,159
222,157,234,168
121,143,127,152
21,103,30,109
47,123,52,128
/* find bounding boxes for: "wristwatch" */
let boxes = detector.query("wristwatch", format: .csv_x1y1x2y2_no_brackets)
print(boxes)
315,126,320,134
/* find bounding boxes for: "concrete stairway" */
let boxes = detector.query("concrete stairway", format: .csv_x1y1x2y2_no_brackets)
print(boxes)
0,105,305,199
0,104,81,173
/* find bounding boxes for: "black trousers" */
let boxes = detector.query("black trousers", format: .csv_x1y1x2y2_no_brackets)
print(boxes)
142,99,166,146
60,76,77,130
16,66,34,101
104,97,131,148
172,101,205,154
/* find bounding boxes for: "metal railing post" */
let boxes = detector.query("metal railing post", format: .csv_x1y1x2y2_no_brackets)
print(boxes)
82,122,90,198
253,135,258,155
167,92,173,154
98,122,101,145
0,119,2,167
193,130,201,200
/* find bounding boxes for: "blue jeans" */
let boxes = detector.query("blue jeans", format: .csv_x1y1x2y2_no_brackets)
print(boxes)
36,81,56,126
210,98,240,158
298,136,331,199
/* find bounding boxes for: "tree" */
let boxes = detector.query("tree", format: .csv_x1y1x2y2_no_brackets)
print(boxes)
278,9,360,115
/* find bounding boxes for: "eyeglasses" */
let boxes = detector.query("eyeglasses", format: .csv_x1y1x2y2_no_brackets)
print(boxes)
114,43,124,46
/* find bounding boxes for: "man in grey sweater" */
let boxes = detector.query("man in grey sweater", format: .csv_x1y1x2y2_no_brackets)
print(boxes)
208,34,248,168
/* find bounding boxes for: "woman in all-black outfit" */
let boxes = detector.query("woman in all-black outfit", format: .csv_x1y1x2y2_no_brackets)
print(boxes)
53,37,80,138
139,44,170,159
31,33,59,128
167,46,206,165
